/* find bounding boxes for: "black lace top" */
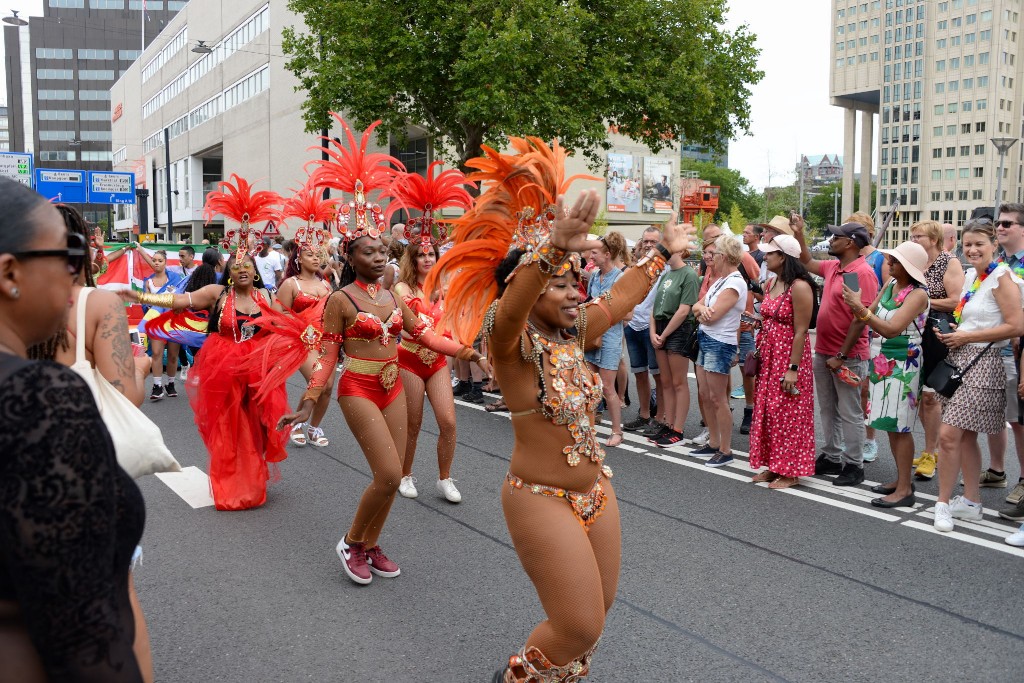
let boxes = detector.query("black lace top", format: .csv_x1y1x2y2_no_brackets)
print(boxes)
0,353,145,681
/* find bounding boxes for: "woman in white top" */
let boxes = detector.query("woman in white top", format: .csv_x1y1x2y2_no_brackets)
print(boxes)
933,220,1024,532
691,234,747,468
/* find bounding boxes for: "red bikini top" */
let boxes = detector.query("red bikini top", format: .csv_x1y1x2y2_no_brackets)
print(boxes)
326,289,403,344
403,292,443,327
290,277,324,314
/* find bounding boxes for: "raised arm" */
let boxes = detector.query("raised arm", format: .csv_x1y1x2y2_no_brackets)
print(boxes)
118,283,224,312
790,213,823,277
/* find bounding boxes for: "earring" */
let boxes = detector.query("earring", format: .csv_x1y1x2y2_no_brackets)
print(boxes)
9,287,19,299
227,277,233,286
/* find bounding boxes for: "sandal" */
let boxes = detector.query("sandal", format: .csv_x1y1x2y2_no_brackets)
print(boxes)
290,423,307,446
768,476,800,490
751,470,780,484
307,426,329,448
485,399,508,412
606,432,624,447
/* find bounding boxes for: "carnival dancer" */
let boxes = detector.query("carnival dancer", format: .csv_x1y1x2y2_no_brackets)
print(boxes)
425,137,693,682
141,250,184,400
121,175,290,511
388,162,475,502
276,116,488,585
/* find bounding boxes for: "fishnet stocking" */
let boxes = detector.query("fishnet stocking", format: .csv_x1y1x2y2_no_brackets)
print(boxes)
400,368,457,479
299,353,333,428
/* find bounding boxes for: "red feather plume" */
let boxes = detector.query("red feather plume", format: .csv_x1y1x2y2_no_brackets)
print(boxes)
307,114,404,194
280,179,339,225
202,173,281,225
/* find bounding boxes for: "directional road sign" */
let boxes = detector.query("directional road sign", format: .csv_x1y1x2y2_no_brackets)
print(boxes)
88,171,136,204
35,168,88,203
0,152,32,187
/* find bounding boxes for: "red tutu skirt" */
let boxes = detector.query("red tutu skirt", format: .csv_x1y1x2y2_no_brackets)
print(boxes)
186,332,289,510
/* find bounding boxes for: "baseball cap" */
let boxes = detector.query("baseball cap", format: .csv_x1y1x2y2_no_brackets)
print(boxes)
827,222,871,248
760,234,801,258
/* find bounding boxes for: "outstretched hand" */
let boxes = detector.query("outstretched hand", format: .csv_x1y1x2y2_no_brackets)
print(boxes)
550,190,603,253
277,402,313,430
116,288,140,303
660,212,696,255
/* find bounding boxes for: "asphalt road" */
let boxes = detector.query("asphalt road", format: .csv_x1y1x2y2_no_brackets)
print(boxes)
135,368,1024,682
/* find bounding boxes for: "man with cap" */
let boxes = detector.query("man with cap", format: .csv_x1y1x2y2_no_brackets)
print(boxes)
792,214,879,486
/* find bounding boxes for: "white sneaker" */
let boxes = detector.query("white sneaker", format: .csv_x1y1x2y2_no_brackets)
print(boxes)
686,428,710,446
933,502,954,532
179,366,189,381
1006,523,1024,547
862,439,878,463
436,478,462,503
949,495,983,521
398,476,418,499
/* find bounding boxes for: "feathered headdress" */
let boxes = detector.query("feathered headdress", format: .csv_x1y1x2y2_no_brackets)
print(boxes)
424,137,598,345
307,113,404,248
280,179,337,259
203,174,282,261
388,162,476,249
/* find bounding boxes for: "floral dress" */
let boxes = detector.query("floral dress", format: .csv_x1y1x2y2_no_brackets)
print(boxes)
749,285,815,477
866,281,928,433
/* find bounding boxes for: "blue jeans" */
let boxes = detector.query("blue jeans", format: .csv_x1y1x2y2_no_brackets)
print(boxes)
696,330,737,375
624,326,659,374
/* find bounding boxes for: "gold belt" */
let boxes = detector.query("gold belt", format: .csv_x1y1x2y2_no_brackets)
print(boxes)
344,355,400,391
400,338,439,366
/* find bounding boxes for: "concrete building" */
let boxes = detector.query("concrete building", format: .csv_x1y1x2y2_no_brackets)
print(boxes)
111,0,681,243
681,138,728,168
797,154,845,184
0,105,9,152
831,0,1022,246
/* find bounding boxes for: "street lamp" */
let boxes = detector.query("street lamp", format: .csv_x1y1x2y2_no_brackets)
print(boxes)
2,11,27,26
191,41,213,54
991,137,1018,208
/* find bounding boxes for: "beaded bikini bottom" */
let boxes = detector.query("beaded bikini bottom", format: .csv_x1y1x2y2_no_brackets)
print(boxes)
505,467,612,531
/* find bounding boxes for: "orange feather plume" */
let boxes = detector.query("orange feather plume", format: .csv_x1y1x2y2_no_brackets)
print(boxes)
307,114,404,195
387,162,476,246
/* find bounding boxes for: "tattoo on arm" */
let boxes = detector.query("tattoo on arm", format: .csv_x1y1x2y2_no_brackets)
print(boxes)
105,305,134,384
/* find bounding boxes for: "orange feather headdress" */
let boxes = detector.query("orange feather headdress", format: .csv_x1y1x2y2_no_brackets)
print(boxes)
279,178,337,259
307,113,404,248
388,161,475,249
424,137,598,345
202,174,282,261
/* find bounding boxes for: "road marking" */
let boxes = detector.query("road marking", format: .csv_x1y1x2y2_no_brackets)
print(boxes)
901,520,1024,557
154,466,215,508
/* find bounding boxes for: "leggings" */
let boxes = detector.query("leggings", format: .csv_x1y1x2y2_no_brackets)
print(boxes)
400,362,457,480
501,475,621,667
339,390,408,548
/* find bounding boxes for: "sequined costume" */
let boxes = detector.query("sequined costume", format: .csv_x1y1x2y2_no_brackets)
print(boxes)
397,294,448,380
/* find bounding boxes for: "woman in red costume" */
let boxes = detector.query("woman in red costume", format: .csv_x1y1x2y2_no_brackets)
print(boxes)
388,162,475,503
426,138,693,682
276,116,489,585
121,175,290,511
273,180,337,448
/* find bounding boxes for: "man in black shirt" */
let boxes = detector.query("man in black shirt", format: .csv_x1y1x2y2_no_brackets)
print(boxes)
743,223,764,266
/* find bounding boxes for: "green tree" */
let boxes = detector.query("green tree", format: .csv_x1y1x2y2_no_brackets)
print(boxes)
805,181,878,231
591,209,609,236
724,203,746,234
760,184,800,222
680,159,760,223
283,0,763,170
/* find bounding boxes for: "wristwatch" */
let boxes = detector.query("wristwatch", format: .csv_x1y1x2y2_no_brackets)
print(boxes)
834,352,848,361
788,364,799,372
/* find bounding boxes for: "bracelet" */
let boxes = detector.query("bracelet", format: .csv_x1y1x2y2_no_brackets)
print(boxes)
856,308,872,322
139,292,175,308
477,355,487,363
653,243,671,260
635,250,668,279
187,292,194,308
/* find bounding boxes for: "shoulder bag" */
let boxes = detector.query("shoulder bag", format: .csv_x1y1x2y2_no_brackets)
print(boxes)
925,341,994,399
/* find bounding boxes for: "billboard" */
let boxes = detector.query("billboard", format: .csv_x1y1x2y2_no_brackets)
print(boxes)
643,157,676,214
606,153,640,213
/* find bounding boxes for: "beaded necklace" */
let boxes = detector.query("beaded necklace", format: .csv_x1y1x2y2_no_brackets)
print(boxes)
953,261,998,323
219,288,261,343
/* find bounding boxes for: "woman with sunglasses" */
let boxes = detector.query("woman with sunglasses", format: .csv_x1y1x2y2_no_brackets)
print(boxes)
1,178,148,681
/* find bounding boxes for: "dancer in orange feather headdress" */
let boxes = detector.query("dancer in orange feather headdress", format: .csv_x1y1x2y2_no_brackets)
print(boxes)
276,114,490,585
427,137,695,682
388,162,476,502
120,174,290,510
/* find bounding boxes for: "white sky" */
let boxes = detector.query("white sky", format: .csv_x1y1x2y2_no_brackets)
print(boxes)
2,0,843,191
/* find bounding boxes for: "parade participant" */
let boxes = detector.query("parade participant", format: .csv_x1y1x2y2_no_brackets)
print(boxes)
120,175,289,511
272,180,337,448
142,250,184,400
276,116,487,585
388,162,475,502
425,136,692,682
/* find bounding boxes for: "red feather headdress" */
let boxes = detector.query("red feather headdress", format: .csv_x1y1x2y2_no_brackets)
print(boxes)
279,179,337,258
307,113,404,248
388,162,476,249
424,137,598,345
203,174,282,261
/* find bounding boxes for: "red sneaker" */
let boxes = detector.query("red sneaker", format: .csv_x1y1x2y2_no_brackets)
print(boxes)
335,537,372,585
365,545,401,578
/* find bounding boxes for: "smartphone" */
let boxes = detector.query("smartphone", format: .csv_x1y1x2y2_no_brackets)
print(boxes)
842,272,860,291
936,317,953,334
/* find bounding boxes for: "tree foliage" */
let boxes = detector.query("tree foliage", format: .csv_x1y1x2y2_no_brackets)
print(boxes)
724,203,746,234
283,0,763,169
680,159,760,224
805,181,877,232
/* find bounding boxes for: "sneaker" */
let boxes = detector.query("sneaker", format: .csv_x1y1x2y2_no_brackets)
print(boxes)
178,366,189,382
464,386,485,404
645,423,672,442
623,416,650,432
912,451,927,468
335,537,372,585
979,469,1008,488
653,430,684,448
640,421,668,437
1006,523,1024,547
149,384,165,401
815,455,843,476
998,498,1024,522
364,545,401,578
686,428,711,446
163,380,177,398
690,445,718,459
730,386,745,400
705,451,735,468
862,439,878,463
398,476,418,499
949,495,983,521
452,380,469,397
436,478,462,503
1006,481,1024,505
933,502,954,532
914,451,937,480
739,407,752,435
833,463,865,487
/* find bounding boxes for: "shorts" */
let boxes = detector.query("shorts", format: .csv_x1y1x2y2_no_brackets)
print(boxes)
584,328,624,371
654,317,696,357
696,329,737,375
624,325,659,374
738,330,755,363
398,340,448,380
1002,345,1022,424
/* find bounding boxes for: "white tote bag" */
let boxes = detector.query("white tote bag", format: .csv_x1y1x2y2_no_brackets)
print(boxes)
71,288,181,479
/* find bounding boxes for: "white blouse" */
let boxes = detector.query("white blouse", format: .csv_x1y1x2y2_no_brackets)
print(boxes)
956,264,1024,348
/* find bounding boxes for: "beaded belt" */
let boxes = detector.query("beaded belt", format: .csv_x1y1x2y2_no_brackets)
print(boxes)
400,338,439,366
505,467,613,531
343,355,401,392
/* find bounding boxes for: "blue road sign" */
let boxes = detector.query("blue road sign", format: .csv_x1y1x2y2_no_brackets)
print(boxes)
88,171,136,204
0,152,33,187
35,168,87,203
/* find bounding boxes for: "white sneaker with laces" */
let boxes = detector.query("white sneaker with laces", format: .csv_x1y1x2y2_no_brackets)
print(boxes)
686,428,710,446
949,495,983,521
1006,523,1024,547
398,476,418,499
436,478,462,503
933,502,954,532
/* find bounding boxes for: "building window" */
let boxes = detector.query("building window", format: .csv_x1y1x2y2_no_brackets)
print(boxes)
945,193,954,201
36,69,74,80
48,0,84,6
80,151,113,162
37,110,74,120
36,48,73,59
976,121,986,132
142,27,187,83
79,90,111,100
78,49,114,60
80,131,112,141
113,146,127,165
959,190,969,200
38,150,77,161
79,110,108,120
974,167,984,178
38,90,74,100
119,50,142,61
979,52,989,64
947,147,956,157
962,123,972,133
972,190,983,200
981,9,992,21
932,170,942,180
89,0,124,7
936,60,945,72
79,70,115,80
960,145,971,156
39,130,75,141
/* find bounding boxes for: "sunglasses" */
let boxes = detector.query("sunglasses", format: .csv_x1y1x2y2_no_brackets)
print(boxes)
229,261,255,272
995,220,1022,229
9,233,86,276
